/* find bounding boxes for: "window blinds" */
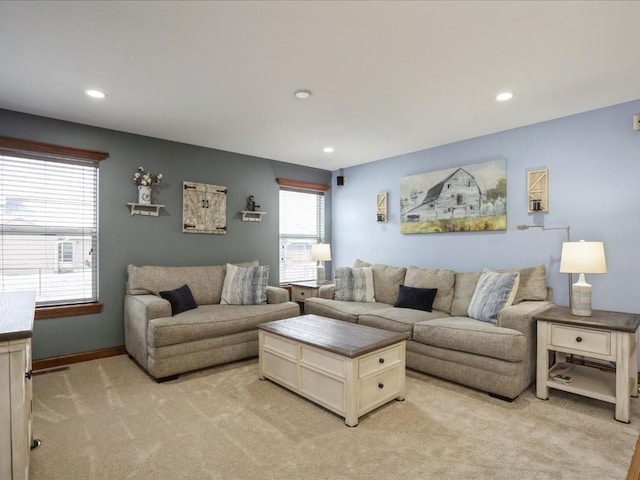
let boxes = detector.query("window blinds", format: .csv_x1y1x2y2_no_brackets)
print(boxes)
279,188,325,283
0,154,99,306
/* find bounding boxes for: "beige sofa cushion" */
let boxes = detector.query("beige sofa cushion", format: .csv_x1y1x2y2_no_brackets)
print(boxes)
451,265,547,314
371,264,407,305
359,306,449,334
450,272,482,316
412,317,526,362
147,302,299,347
127,262,258,305
503,264,547,304
303,297,389,323
350,260,407,305
404,267,455,313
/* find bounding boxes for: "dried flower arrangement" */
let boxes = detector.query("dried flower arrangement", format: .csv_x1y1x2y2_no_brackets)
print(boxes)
133,166,163,186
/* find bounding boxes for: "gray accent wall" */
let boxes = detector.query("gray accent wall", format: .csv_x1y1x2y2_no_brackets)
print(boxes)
331,99,640,316
0,109,331,359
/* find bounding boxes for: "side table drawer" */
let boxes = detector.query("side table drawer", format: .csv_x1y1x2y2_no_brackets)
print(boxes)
550,324,611,356
292,287,316,302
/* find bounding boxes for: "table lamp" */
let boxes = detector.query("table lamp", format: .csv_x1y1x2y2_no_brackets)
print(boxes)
559,240,607,316
311,243,331,284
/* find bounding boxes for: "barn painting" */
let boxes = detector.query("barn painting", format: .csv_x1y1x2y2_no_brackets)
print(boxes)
400,158,506,234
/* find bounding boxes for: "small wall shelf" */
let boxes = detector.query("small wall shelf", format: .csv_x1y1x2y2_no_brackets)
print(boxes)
240,211,267,222
127,203,165,217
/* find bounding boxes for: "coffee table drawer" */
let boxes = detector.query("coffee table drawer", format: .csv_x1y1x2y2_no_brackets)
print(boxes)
359,344,403,378
359,366,402,412
550,324,611,356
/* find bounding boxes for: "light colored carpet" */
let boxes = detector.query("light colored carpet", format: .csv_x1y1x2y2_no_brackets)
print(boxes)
30,355,639,480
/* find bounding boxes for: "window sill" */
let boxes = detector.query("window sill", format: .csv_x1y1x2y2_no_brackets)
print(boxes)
35,302,103,320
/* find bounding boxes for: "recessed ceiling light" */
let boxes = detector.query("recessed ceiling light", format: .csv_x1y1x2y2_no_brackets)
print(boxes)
294,89,311,99
496,92,513,102
85,89,107,99
323,146,334,154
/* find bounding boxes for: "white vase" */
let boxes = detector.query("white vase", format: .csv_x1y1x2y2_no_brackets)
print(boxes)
138,185,152,204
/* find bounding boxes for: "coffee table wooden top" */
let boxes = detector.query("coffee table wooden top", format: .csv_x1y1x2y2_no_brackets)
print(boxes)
258,314,408,358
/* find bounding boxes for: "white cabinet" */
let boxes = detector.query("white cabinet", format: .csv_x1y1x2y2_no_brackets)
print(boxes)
0,291,36,480
182,181,227,234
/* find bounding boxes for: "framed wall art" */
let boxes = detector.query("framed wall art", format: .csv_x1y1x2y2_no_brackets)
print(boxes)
400,158,506,234
182,181,227,234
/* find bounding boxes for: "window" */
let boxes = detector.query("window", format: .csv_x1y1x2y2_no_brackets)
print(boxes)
277,179,328,284
57,241,73,264
0,136,107,316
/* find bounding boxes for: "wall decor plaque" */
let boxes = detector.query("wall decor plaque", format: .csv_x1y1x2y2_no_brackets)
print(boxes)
183,181,227,234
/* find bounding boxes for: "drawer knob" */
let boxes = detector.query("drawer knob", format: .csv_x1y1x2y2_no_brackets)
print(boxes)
378,383,384,389
576,336,583,343
379,358,385,364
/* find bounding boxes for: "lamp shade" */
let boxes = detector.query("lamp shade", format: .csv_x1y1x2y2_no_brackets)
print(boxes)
559,241,607,274
311,243,331,262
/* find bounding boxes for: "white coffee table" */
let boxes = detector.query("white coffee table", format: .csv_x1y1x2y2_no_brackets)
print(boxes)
258,314,407,426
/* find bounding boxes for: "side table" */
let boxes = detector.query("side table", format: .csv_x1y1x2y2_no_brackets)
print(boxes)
534,306,640,423
290,281,332,312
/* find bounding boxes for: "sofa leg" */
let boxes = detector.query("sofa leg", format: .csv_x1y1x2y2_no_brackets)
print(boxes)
489,392,515,402
155,374,179,383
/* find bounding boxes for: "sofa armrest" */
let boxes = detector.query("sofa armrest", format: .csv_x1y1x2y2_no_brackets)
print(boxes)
267,286,290,304
318,284,335,299
498,301,554,336
124,294,171,370
125,294,171,321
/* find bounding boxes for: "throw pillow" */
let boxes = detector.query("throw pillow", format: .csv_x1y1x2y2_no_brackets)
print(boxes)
404,267,455,313
353,259,372,268
159,284,198,316
220,263,269,305
467,269,520,324
394,285,437,312
334,267,375,302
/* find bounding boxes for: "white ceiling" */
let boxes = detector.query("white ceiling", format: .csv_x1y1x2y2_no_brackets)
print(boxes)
0,1,638,171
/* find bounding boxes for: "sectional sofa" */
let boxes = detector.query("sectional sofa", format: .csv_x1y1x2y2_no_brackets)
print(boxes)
304,261,553,400
124,262,300,381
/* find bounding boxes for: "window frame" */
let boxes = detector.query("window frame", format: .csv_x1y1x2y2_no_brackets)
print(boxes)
277,178,329,285
0,136,107,319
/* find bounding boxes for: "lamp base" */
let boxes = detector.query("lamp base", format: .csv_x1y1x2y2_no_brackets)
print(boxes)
571,274,592,317
316,265,326,284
